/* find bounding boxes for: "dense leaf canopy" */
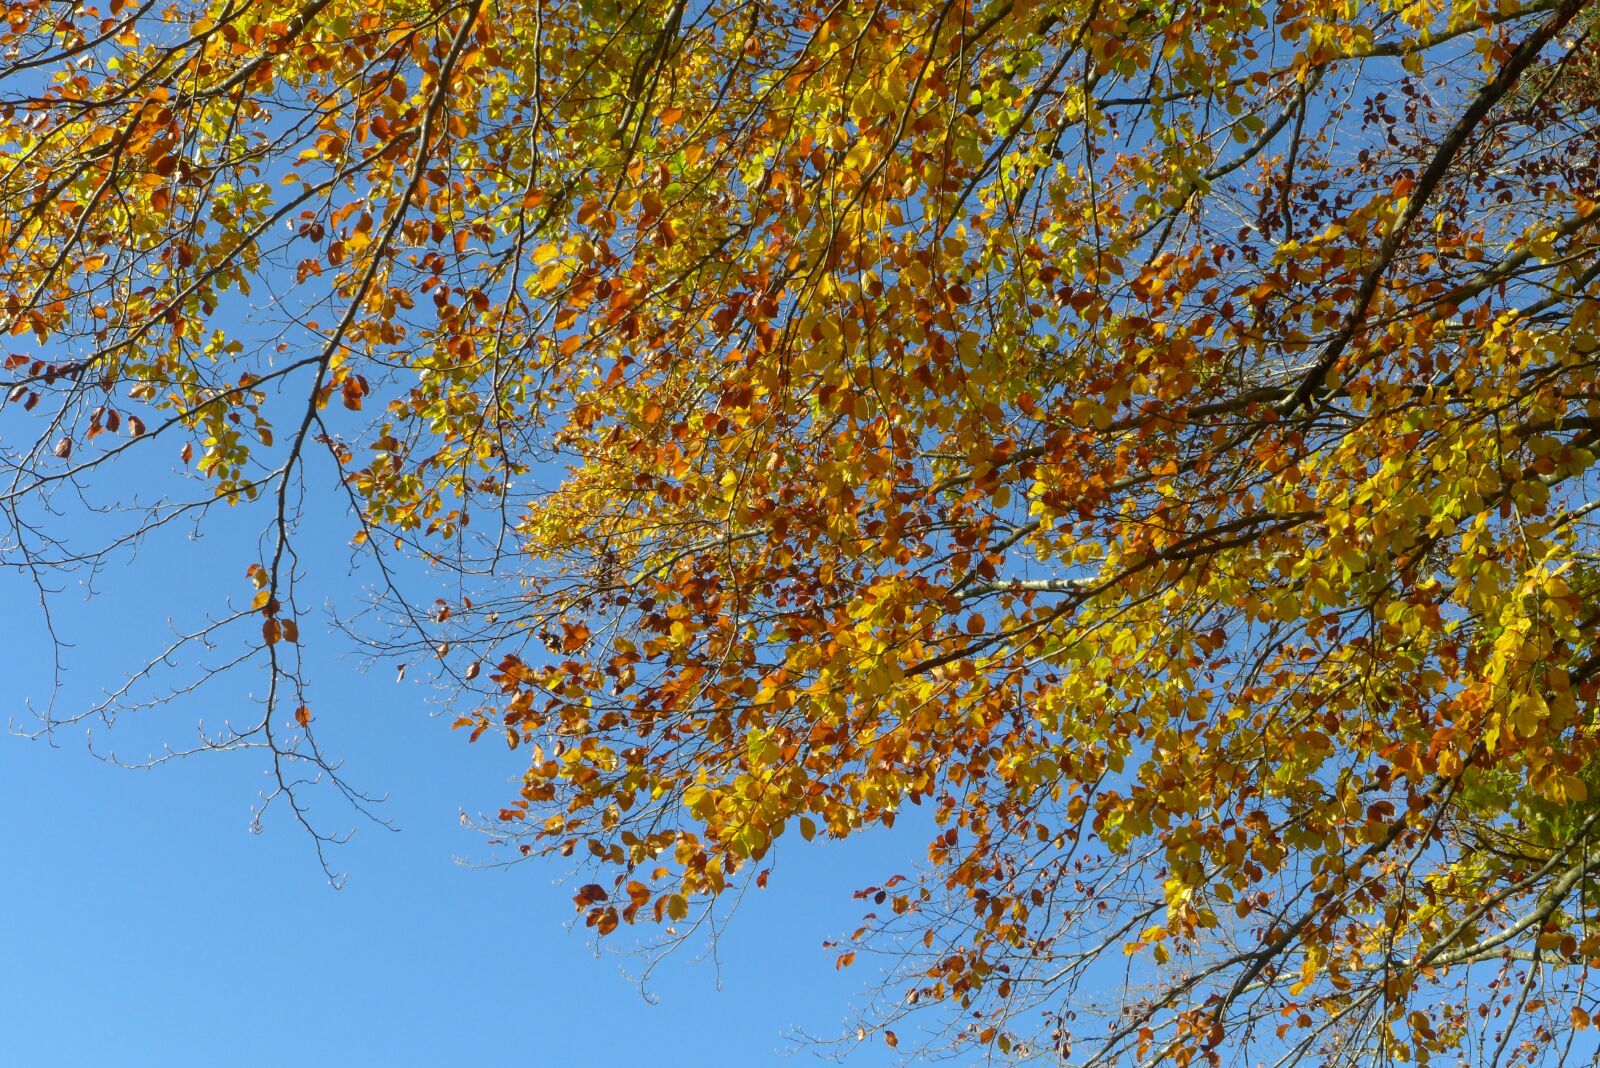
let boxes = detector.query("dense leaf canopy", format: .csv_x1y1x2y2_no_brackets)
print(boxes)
6,0,1600,1061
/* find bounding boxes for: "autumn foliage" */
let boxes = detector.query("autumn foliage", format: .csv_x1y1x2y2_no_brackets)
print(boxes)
7,0,1600,1060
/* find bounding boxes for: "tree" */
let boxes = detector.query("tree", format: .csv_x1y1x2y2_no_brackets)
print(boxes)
6,0,1600,1060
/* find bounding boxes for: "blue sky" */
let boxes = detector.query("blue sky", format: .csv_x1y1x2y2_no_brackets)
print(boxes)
0,476,921,1066
2,650,918,1066
2,737,914,1067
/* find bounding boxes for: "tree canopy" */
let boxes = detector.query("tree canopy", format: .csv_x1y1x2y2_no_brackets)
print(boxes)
6,0,1600,1061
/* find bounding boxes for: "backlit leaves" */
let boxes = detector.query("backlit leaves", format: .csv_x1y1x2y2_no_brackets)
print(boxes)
8,0,1600,1061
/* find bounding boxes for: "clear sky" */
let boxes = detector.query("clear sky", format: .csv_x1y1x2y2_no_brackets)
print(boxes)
0,466,921,1066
